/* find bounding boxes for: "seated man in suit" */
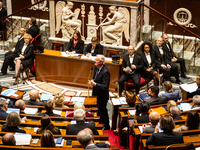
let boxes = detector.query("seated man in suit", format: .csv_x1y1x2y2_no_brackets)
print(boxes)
170,106,183,121
144,86,167,105
192,95,200,109
2,133,16,145
38,99,60,116
15,99,25,114
4,27,27,71
66,109,99,135
118,45,143,95
25,89,44,106
0,97,8,120
27,17,40,38
162,33,189,79
77,130,102,150
143,111,160,133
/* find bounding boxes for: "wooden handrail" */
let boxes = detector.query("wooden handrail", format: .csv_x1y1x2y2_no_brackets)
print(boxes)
2,0,45,20
142,3,200,39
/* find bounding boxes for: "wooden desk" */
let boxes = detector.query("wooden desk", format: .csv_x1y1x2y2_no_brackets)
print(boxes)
35,49,121,90
0,87,25,100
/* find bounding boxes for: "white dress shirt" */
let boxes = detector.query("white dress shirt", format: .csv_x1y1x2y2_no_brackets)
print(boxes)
145,52,151,66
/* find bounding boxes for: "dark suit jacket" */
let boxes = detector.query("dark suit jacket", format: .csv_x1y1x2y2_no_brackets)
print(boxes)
143,124,156,133
196,87,200,95
122,54,143,74
0,109,8,120
1,124,26,133
66,39,84,53
15,36,25,50
85,144,105,150
16,43,35,68
152,45,169,66
137,113,149,123
0,7,7,28
144,96,167,105
25,99,44,106
92,65,110,103
66,120,99,135
38,112,60,117
84,43,102,56
27,25,40,38
162,42,176,60
146,131,183,146
139,51,157,71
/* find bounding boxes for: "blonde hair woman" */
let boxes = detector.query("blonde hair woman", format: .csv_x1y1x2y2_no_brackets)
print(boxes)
54,93,68,108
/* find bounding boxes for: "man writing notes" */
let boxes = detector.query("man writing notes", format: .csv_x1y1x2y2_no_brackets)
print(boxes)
89,55,110,130
162,33,189,79
118,45,143,95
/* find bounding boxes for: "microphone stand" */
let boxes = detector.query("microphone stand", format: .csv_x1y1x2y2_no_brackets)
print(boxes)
88,67,93,98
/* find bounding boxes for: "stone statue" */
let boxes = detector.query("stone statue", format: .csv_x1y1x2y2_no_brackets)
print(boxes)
56,1,81,39
99,6,130,46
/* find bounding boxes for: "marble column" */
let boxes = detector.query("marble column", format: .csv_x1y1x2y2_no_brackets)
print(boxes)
130,6,139,47
49,0,55,37
144,0,150,25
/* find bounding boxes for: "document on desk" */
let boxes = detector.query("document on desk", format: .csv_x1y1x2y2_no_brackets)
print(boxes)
41,94,53,101
71,97,85,104
14,133,32,145
128,110,136,116
24,107,38,115
1,89,16,96
53,110,62,116
105,57,112,62
112,97,127,105
61,52,70,57
54,138,64,146
180,83,197,93
178,103,192,111
6,108,20,114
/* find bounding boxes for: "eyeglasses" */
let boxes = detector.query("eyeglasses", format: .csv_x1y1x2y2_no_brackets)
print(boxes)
128,49,134,51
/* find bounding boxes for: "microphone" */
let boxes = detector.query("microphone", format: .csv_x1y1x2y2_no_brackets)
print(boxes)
87,67,93,98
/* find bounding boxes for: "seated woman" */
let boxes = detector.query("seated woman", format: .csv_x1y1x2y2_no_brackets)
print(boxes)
54,93,68,108
174,110,200,132
139,42,160,85
1,112,26,133
84,37,102,56
41,130,55,147
13,33,34,85
136,101,150,123
37,114,61,135
67,102,93,117
146,115,183,146
196,75,200,94
66,31,84,54
160,81,181,102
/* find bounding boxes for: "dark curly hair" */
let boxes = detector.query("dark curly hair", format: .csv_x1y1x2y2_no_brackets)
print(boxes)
141,42,152,53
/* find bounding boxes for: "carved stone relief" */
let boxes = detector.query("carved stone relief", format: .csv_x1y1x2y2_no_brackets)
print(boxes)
29,0,48,11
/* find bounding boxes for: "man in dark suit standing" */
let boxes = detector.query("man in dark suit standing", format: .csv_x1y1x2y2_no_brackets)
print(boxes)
162,33,189,79
89,54,110,130
144,86,167,105
27,17,40,38
0,97,8,120
0,1,7,40
118,45,143,95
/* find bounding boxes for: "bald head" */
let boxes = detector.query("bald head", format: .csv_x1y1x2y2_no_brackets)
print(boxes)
149,111,160,125
2,133,16,145
29,90,40,100
15,99,25,111
156,37,163,47
77,130,92,148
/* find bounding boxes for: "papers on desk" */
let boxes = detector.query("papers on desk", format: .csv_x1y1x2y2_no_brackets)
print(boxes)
6,108,20,114
61,52,70,57
54,138,64,147
128,110,136,116
138,94,151,101
1,89,17,96
178,103,192,111
53,110,62,116
14,133,32,145
24,107,38,115
138,125,150,133
105,57,112,62
70,120,89,124
34,127,39,132
64,96,71,102
180,82,197,93
112,97,127,105
71,97,85,104
41,94,53,101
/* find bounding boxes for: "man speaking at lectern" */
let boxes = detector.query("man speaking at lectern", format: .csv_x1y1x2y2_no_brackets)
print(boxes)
89,54,110,130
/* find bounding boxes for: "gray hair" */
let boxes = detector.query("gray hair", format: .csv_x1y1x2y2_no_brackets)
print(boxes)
6,112,21,127
193,95,200,105
96,54,105,64
0,97,6,107
15,100,25,110
2,133,16,145
29,90,39,100
170,106,181,118
77,130,92,146
74,109,85,121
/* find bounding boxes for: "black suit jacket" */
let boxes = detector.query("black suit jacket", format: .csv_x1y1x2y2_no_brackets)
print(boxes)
0,7,7,28
38,112,60,117
146,131,183,146
0,109,8,120
16,43,34,68
139,51,157,71
25,99,44,106
92,65,110,103
66,39,84,53
84,43,102,56
162,42,176,60
137,113,149,123
1,124,26,133
144,96,167,105
122,54,143,74
27,25,40,38
152,45,169,66
66,120,99,135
